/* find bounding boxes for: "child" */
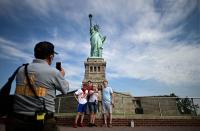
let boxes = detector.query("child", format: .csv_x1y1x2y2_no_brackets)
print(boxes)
88,85,99,127
73,85,88,128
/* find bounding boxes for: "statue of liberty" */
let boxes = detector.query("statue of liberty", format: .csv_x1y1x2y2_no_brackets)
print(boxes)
89,14,106,58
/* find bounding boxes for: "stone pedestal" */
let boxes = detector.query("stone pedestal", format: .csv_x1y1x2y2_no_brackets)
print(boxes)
82,57,107,89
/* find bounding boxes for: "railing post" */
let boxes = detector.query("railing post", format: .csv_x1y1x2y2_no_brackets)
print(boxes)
158,98,162,116
57,97,61,113
191,98,197,116
122,97,125,117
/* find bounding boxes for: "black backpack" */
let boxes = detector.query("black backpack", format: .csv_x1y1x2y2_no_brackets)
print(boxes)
0,64,27,117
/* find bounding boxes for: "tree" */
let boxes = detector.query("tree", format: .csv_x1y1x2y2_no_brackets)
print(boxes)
169,93,199,115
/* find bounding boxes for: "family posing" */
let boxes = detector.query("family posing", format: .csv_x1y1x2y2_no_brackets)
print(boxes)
73,80,114,128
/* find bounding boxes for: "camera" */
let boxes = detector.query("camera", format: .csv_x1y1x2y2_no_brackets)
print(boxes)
56,62,62,71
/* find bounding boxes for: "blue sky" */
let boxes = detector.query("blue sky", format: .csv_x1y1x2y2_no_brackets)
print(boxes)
0,0,200,97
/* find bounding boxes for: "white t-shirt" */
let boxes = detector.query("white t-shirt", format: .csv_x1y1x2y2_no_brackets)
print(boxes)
89,90,99,102
75,89,88,104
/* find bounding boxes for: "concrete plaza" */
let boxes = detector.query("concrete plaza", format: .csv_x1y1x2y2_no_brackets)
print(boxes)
60,126,200,131
1,124,200,131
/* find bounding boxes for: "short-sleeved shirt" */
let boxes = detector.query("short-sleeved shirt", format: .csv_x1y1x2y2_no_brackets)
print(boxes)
75,89,88,104
89,90,98,102
102,86,113,103
14,59,69,115
87,85,93,91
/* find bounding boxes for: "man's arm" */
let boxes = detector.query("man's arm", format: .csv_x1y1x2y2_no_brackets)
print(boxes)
110,87,114,107
54,70,69,94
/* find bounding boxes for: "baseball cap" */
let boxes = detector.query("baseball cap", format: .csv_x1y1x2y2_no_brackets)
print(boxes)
34,41,58,59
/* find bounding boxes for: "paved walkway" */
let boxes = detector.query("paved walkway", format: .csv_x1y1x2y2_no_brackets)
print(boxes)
60,126,200,131
1,125,200,131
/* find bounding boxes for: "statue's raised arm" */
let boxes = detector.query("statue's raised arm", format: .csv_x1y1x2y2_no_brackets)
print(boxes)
89,14,106,58
89,14,92,28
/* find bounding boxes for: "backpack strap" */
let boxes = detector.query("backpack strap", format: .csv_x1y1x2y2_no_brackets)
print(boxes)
24,64,47,112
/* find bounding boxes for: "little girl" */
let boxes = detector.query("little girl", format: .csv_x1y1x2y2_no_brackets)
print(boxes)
88,85,99,127
73,85,88,128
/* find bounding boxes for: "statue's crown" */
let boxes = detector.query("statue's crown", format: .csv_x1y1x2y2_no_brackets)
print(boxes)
94,24,100,31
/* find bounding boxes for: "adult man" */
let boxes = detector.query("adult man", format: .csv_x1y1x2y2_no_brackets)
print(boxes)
87,80,93,92
86,80,93,115
102,80,114,127
6,41,69,131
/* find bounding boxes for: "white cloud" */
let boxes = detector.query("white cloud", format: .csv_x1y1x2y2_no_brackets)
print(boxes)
0,37,84,92
62,63,83,78
159,0,198,27
24,0,57,17
49,38,90,60
0,38,33,62
67,80,82,91
101,0,200,86
0,0,199,90
104,35,200,86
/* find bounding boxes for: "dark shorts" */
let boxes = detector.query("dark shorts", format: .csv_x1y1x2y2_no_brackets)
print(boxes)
77,103,87,113
5,114,59,131
88,102,98,113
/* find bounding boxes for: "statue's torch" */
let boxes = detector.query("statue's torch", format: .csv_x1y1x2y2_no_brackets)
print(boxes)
89,14,92,28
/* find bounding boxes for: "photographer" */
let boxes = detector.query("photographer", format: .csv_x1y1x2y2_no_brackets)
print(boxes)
6,41,69,131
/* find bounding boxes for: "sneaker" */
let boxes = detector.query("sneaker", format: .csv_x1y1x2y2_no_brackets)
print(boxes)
88,123,93,127
80,123,84,127
73,123,77,128
102,123,107,127
108,124,112,128
92,123,97,127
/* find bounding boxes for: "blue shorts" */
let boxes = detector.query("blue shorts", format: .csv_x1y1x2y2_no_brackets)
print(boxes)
77,103,87,113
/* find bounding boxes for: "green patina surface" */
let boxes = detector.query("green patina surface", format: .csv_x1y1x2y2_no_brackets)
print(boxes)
89,14,106,58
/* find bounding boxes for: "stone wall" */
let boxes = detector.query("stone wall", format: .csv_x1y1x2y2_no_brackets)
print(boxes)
55,91,136,115
56,93,182,116
112,92,135,115
55,93,77,113
136,97,180,116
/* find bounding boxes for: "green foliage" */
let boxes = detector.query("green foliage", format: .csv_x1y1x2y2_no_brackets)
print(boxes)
176,98,199,115
169,93,199,115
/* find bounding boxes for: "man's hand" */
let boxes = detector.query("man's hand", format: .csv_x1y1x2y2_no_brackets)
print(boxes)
111,101,115,108
60,68,65,77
